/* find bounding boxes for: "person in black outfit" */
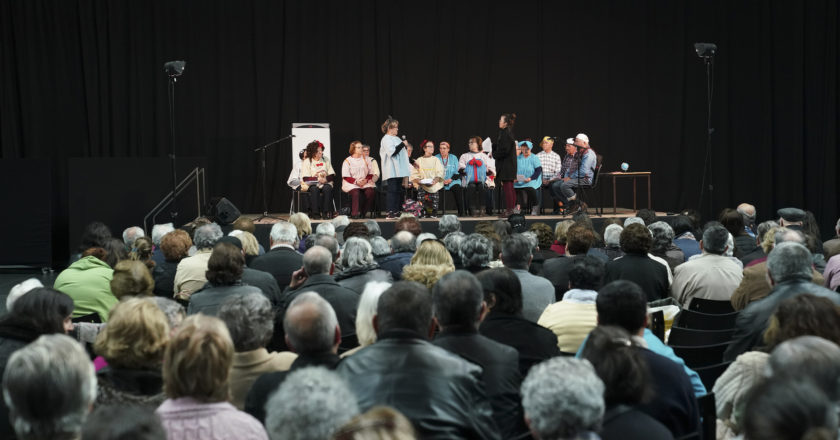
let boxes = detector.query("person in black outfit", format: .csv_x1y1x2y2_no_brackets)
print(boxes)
477,268,559,377
432,271,527,440
244,291,341,424
153,229,191,298
492,113,517,217
541,224,597,300
581,326,674,440
250,221,303,288
604,223,669,301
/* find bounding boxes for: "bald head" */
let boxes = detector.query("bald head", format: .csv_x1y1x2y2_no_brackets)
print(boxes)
283,291,339,354
303,246,333,275
737,203,756,218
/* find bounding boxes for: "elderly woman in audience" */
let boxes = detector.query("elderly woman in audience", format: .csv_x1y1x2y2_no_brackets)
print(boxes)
54,246,117,321
438,214,461,236
333,406,417,440
365,219,382,237
742,377,837,440
341,281,392,358
552,220,575,254
602,223,624,261
459,233,494,274
152,297,186,333
229,229,260,266
93,297,169,407
153,229,192,298
442,231,466,269
529,222,560,274
369,235,392,262
218,293,297,410
156,314,268,440
289,212,312,253
648,221,685,272
110,259,155,299
187,242,262,316
174,223,223,300
581,326,673,439
603,223,670,302
334,237,393,295
401,239,455,289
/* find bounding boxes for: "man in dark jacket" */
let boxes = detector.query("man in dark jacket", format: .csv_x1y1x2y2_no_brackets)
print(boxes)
377,231,415,280
604,223,669,302
250,222,302,288
724,242,840,361
337,281,501,440
432,271,525,440
541,224,595,300
244,291,341,424
280,246,359,352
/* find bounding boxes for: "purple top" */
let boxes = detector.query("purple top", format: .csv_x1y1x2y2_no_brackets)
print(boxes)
156,397,268,440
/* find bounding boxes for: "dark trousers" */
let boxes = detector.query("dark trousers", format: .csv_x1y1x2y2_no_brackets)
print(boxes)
516,187,537,207
465,182,485,214
501,181,515,210
444,185,465,215
348,187,375,216
386,177,404,214
307,184,333,214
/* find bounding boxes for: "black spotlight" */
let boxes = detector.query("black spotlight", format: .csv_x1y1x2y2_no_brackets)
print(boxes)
164,60,186,77
694,43,717,58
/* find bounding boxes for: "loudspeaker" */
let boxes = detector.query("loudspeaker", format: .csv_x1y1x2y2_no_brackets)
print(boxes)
207,197,241,225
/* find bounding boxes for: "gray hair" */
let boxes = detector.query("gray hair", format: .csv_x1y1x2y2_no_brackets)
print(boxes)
150,297,186,330
623,217,644,227
390,231,416,253
521,232,539,253
501,233,533,270
364,219,381,237
218,293,274,352
303,246,333,275
439,215,461,235
604,224,623,247
648,221,675,253
122,226,145,247
774,227,805,246
340,237,375,269
768,242,813,283
3,334,97,439
701,224,730,255
757,220,780,242
284,292,338,354
7,278,44,312
151,223,175,246
521,357,605,439
443,232,466,256
194,223,223,249
270,221,298,245
314,235,340,262
737,204,756,222
331,215,350,229
768,336,840,400
355,281,391,346
265,367,359,440
316,222,336,237
432,271,484,327
415,232,437,250
369,236,391,257
460,233,493,269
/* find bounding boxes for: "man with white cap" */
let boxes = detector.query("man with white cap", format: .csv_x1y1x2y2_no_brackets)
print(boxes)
551,133,597,215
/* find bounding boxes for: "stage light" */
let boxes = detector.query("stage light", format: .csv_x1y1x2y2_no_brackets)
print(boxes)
694,43,717,58
164,60,186,77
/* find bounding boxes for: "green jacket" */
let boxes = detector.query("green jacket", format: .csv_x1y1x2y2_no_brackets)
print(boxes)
54,256,116,321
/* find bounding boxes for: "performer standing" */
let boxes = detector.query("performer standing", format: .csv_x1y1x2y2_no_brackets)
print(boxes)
492,113,517,218
300,140,335,219
342,141,376,219
435,141,464,216
379,116,411,219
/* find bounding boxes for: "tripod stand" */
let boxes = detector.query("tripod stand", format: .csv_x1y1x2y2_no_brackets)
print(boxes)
254,134,294,221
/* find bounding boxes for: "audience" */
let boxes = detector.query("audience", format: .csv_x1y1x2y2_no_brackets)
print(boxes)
541,224,597,300
670,223,742,308
334,236,393,294
150,222,175,266
459,233,494,273
341,281,392,357
173,223,223,300
54,246,117,321
110,259,155,299
152,229,191,298
648,221,684,272
442,231,466,268
501,233,554,322
742,377,838,440
378,230,415,280
333,406,417,440
250,221,302,288
401,239,455,289
603,223,669,301
187,242,263,316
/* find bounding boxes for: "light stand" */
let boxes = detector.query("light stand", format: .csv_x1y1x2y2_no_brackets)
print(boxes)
694,43,716,216
164,60,186,223
253,134,295,221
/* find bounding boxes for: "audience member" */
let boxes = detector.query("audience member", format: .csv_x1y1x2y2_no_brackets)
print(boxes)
129,236,156,271
369,235,391,260
742,377,837,440
219,293,296,410
551,220,575,254
540,224,596,300
54,247,117,321
187,242,262,316
337,281,501,439
5,277,43,312
110,259,155,299
401,239,455,289
501,233,554,322
93,298,168,408
432,271,526,439
823,217,840,260
438,214,461,236
153,229,191,298
173,223,222,300
712,351,769,439
71,221,113,263
604,223,669,301
777,207,805,229
335,237,393,294
520,357,605,440
767,336,840,401
672,215,701,259
671,224,742,308
442,231,466,268
739,220,779,267
156,315,268,440
763,294,840,351
364,219,382,237
648,221,684,272
229,229,261,265
122,226,146,249
250,221,302,288
378,231,415,280
218,235,283,306
245,292,342,424
150,222,175,267
736,203,757,236
333,406,417,440
720,208,756,257
288,212,311,253
601,223,624,260
459,233,493,273
3,334,96,440
342,222,370,243
538,256,605,353
393,217,421,237
82,405,166,440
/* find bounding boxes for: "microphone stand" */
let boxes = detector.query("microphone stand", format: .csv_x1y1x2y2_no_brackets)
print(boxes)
167,75,179,223
697,54,715,215
254,134,294,221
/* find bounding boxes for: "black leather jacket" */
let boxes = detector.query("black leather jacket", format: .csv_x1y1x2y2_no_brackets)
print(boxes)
337,329,501,440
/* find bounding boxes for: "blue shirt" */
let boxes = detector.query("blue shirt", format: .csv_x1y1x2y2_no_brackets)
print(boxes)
380,135,410,180
435,153,461,189
514,154,542,189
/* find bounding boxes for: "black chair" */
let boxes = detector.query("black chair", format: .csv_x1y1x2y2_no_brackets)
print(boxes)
675,309,739,331
695,362,731,392
671,342,730,369
71,312,102,324
688,297,736,315
696,392,717,440
649,310,665,342
668,327,734,347
575,155,603,215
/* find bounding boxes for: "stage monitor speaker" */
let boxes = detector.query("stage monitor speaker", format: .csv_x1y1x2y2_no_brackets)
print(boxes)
207,197,241,225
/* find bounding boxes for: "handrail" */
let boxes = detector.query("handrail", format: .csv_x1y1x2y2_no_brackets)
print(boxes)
143,167,206,232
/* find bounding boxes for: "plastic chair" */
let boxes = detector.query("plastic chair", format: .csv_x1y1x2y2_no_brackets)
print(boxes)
575,154,603,215
696,392,717,440
675,309,739,331
671,342,730,368
695,362,731,392
688,297,736,315
668,327,734,347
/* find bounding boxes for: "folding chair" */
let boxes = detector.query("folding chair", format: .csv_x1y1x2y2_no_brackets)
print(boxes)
688,297,736,315
675,309,739,331
575,154,603,215
668,327,734,347
671,342,730,368
695,362,732,391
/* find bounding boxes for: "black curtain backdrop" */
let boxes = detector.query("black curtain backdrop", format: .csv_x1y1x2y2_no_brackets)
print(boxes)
2,1,839,247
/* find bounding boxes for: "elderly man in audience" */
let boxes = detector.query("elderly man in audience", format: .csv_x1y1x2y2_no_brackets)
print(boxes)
186,242,263,316
736,203,757,237
150,222,175,266
730,228,825,311
541,224,598,300
520,357,605,440
219,293,297,410
777,207,806,230
500,233,554,322
671,224,743,308
173,223,222,300
250,221,302,288
3,334,96,440
742,376,837,440
431,271,526,439
739,220,779,267
265,367,359,440
281,246,359,352
823,217,840,260
539,256,605,353
337,281,501,439
245,291,343,423
724,242,840,362
122,226,146,249
377,230,416,280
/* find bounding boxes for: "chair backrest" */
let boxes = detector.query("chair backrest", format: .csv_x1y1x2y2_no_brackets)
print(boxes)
671,342,730,368
696,392,717,440
688,297,736,315
72,312,102,324
695,362,731,392
675,309,739,331
649,310,665,342
668,327,734,347
590,163,603,189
